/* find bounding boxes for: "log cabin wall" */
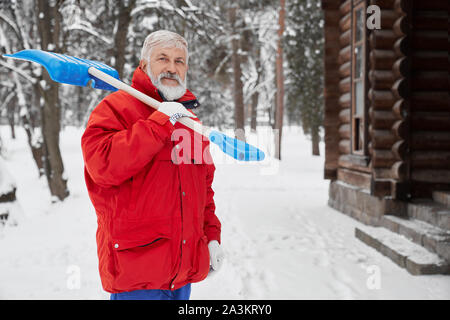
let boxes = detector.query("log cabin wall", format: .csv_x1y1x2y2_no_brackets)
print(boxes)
324,0,408,224
368,0,399,197
336,0,373,191
389,0,411,200
322,0,449,271
327,0,405,194
387,0,449,199
407,0,449,198
322,0,342,179
323,0,449,201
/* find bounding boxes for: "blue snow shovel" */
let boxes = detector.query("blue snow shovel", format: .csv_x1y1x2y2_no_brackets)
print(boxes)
3,49,265,161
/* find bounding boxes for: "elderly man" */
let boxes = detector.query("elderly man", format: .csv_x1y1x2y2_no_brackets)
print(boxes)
81,30,224,300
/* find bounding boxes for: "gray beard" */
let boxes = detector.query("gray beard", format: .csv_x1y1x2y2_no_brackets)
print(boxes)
147,66,187,101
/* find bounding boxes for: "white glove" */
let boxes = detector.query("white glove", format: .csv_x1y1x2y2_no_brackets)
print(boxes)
208,240,224,272
158,101,197,125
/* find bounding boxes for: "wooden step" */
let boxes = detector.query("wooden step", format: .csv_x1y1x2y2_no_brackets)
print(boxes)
433,191,450,208
408,200,450,231
355,226,450,275
380,215,450,261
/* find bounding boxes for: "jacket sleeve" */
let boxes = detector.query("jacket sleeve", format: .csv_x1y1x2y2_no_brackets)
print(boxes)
203,162,221,244
81,100,174,187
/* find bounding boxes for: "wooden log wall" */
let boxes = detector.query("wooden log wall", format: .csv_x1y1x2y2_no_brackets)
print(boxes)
369,0,450,199
337,0,352,162
368,0,398,196
388,0,412,199
322,0,344,180
336,0,372,189
408,0,450,197
323,0,449,198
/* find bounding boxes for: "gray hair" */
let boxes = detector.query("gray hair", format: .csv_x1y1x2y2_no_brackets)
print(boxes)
140,30,189,65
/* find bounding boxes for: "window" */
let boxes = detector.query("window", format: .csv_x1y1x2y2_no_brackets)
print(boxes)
351,1,367,155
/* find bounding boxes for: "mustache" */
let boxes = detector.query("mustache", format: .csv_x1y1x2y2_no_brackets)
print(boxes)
158,72,182,84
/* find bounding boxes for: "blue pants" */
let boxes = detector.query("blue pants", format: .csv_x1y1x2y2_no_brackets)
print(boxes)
110,283,191,300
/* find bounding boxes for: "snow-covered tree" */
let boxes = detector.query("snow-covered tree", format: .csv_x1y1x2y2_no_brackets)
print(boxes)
285,0,324,156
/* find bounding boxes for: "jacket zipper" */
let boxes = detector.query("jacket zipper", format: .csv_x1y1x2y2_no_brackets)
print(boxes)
169,163,184,290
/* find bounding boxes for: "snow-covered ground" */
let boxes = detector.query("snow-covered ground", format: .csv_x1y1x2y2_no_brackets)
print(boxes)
0,125,448,300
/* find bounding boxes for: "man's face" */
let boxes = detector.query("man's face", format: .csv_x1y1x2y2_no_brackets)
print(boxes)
143,46,188,100
149,46,187,85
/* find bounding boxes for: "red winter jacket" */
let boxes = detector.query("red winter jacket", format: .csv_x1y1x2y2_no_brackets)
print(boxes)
81,67,221,293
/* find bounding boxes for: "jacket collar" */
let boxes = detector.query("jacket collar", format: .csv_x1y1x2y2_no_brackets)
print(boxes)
131,67,200,109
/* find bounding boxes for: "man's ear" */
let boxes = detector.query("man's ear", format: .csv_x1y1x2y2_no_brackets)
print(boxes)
139,60,147,71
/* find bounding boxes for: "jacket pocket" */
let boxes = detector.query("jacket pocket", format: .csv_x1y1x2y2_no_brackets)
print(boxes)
111,217,171,248
187,235,210,283
110,218,173,291
112,234,170,251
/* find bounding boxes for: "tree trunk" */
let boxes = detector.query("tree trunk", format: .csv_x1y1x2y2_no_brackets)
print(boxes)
113,1,136,79
311,125,320,156
250,91,259,132
22,83,45,177
228,6,246,142
8,116,15,140
274,0,286,160
250,45,261,132
40,79,69,201
272,76,277,130
36,0,69,201
22,114,45,177
76,86,84,126
6,95,15,139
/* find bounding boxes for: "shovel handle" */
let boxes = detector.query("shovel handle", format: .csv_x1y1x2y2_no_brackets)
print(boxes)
88,67,208,137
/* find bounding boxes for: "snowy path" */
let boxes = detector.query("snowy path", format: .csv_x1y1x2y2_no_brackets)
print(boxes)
0,126,449,299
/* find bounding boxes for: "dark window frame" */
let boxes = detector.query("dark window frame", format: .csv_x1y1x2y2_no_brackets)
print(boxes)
350,0,369,157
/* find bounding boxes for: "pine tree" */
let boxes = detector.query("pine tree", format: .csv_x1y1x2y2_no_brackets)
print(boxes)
285,0,324,156
274,0,285,160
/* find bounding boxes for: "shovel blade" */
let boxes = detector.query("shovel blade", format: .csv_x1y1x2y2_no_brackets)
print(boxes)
209,130,265,161
3,49,119,91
